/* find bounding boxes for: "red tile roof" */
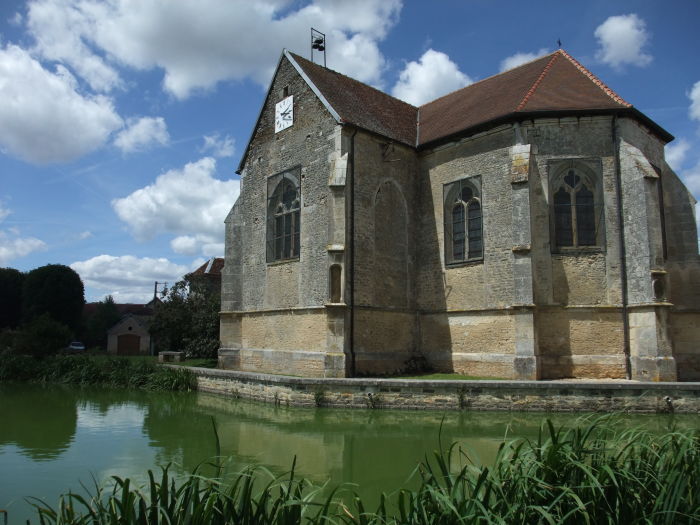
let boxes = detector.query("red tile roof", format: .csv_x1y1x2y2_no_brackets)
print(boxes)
418,50,636,146
288,48,671,148
83,302,154,317
288,52,418,146
191,257,224,277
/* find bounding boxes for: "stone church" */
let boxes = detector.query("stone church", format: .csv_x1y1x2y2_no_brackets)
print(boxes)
219,48,700,381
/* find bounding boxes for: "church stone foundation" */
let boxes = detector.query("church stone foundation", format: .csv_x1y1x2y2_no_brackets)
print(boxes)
219,308,346,378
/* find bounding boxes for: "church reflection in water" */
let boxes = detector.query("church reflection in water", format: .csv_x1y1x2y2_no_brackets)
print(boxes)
1,384,693,522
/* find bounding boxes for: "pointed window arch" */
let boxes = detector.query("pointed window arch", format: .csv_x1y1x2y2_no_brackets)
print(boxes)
444,177,483,264
550,161,604,251
267,168,301,261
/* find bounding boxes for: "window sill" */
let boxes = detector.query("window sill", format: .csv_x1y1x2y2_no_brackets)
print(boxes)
445,258,484,269
551,247,604,256
266,257,300,266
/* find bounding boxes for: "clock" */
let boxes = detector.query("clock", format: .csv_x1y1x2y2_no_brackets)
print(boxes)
275,95,294,133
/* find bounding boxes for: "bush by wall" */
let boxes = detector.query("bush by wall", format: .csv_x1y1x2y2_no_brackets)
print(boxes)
0,353,196,392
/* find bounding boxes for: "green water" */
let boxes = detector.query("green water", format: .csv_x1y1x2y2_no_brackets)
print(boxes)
1,383,698,524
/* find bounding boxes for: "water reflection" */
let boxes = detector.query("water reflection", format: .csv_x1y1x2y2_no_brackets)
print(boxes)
1,384,698,525
0,384,77,460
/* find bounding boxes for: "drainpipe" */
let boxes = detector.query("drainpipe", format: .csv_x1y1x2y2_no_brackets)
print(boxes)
612,115,632,380
348,128,358,377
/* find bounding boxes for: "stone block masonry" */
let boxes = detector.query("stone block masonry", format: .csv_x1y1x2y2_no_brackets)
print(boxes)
187,367,700,413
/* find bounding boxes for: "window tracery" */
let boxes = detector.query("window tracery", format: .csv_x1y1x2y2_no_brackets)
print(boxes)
444,177,483,264
267,169,300,261
550,161,603,251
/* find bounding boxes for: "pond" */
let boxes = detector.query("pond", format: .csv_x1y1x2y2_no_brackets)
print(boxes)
1,383,698,524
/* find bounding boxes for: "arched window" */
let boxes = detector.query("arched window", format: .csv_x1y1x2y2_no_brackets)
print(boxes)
267,169,300,261
444,177,483,264
551,162,603,250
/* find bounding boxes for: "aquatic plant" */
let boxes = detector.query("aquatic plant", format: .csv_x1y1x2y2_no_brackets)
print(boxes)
25,418,700,524
0,351,195,392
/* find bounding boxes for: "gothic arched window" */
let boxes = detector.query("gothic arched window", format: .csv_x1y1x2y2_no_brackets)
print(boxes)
267,169,300,261
551,162,603,250
444,177,483,264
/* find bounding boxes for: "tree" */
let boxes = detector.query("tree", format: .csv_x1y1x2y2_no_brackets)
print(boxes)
150,274,220,358
22,264,85,333
0,267,24,329
84,295,121,349
14,313,72,358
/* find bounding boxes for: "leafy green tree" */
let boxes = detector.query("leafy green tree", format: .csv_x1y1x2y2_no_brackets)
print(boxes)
0,267,24,329
22,264,85,333
150,274,220,358
83,295,121,349
14,314,72,358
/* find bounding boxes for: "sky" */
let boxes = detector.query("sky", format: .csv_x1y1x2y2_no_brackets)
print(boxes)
1,0,699,303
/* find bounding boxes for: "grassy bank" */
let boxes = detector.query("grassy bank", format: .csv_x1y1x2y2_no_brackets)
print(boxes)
0,351,196,391
26,418,700,524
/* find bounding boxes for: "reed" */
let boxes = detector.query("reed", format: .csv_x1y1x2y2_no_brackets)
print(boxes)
26,418,700,524
0,352,196,391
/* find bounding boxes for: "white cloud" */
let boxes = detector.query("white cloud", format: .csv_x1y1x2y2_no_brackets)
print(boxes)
71,254,189,303
112,157,239,256
665,139,690,171
594,14,652,70
0,202,10,222
27,0,122,92
78,230,93,240
680,159,700,198
690,80,700,122
25,0,401,99
0,203,48,265
0,232,47,265
0,44,123,164
114,116,169,154
201,133,235,158
9,12,23,26
500,48,550,72
171,235,225,256
391,49,472,106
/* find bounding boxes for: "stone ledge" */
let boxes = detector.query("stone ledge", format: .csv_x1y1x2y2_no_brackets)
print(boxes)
175,366,700,413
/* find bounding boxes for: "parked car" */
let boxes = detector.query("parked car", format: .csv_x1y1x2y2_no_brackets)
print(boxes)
66,341,86,353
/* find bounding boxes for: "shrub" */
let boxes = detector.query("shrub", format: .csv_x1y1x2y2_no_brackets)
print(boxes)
13,314,72,358
0,354,195,392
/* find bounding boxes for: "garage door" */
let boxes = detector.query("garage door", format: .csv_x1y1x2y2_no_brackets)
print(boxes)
117,334,141,355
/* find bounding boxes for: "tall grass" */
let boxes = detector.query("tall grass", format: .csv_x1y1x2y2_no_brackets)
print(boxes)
26,418,700,524
0,352,196,391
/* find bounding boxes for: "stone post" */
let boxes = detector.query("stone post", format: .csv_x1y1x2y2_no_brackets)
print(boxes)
510,143,540,379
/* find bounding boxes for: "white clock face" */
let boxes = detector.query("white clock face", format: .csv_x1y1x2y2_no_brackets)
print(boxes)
275,95,293,133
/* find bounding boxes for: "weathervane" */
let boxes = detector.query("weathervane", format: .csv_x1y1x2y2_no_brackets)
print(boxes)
311,28,326,67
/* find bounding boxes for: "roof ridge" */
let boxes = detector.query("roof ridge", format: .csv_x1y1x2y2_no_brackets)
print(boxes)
558,49,632,107
516,52,559,111
288,51,418,111
419,51,558,109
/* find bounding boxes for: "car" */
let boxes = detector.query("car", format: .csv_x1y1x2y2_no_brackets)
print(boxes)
66,341,86,352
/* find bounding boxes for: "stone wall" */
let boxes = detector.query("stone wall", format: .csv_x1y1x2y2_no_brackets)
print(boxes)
350,131,419,375
190,367,700,413
670,311,700,380
219,308,344,377
220,53,344,376
537,306,626,379
420,310,516,378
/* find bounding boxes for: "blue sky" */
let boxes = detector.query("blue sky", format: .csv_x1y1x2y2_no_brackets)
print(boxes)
1,0,699,303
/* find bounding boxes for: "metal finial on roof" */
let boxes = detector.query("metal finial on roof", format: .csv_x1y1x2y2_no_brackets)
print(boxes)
311,28,326,67
557,39,562,48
